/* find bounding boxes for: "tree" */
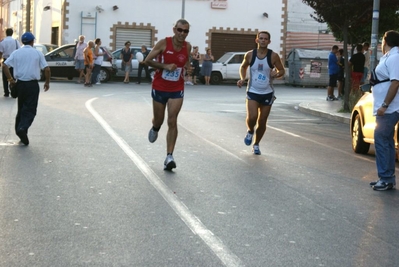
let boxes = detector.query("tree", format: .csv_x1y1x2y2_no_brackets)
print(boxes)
302,0,399,112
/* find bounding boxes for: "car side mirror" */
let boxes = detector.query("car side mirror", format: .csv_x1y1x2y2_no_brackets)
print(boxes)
360,83,372,93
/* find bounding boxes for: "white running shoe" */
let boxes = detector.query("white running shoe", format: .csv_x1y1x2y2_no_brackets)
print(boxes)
164,155,176,171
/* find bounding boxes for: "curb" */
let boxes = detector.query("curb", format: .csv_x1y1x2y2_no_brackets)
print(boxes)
298,102,351,125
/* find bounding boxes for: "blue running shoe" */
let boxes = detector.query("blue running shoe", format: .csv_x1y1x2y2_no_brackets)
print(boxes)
148,128,158,143
253,145,261,155
244,131,253,146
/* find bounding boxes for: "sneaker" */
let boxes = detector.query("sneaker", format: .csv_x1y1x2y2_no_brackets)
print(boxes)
253,145,261,155
17,129,29,145
148,128,158,143
372,180,395,191
244,131,253,146
164,155,176,171
96,82,101,85
370,180,396,187
326,95,336,101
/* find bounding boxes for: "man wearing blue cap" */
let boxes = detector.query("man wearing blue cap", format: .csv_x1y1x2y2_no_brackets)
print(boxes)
2,32,50,145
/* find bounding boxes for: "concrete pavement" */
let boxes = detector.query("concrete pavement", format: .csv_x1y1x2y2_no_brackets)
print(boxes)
272,79,351,125
298,99,351,125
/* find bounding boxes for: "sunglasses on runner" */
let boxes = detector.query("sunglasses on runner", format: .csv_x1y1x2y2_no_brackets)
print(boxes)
176,28,189,34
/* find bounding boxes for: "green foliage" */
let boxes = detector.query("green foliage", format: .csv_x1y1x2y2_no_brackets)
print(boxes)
302,0,399,45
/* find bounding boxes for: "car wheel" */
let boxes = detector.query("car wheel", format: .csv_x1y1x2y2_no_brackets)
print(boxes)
352,114,370,154
210,72,222,85
99,68,111,83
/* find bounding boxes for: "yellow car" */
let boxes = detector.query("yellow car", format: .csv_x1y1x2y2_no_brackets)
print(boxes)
350,88,399,154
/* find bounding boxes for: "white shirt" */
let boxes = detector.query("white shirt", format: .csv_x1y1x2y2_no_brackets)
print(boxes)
94,47,104,65
247,53,273,94
0,36,21,58
372,46,399,115
4,45,48,81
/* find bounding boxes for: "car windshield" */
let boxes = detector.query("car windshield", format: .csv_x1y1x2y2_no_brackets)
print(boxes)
216,53,234,64
45,45,57,53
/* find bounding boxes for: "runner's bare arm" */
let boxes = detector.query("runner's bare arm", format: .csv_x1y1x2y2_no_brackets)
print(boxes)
144,39,178,71
237,51,252,88
270,52,285,79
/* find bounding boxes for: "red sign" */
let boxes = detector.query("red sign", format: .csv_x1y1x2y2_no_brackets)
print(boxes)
299,68,304,79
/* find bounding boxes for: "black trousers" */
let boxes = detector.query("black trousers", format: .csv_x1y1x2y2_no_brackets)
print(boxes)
137,63,149,83
15,80,40,134
2,65,14,96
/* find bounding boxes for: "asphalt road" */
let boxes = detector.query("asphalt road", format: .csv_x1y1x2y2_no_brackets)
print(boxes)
1,80,398,267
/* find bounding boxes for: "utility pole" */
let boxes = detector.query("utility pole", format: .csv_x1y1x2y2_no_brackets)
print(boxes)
181,0,185,18
370,0,380,70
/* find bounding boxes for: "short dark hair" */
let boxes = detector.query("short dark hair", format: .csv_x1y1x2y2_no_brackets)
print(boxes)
257,31,271,40
174,19,190,28
338,48,344,55
332,45,339,51
356,43,363,52
125,41,131,46
95,38,101,45
383,30,399,47
5,28,13,36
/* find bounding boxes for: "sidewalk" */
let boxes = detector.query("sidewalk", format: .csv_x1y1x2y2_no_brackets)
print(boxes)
299,100,351,124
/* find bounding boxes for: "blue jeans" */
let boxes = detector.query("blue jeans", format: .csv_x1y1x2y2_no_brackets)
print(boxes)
374,112,399,183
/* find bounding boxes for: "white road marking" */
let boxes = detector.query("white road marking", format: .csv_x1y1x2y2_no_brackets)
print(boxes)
86,98,244,267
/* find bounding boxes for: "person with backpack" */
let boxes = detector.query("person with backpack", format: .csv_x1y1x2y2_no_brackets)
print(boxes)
237,31,285,155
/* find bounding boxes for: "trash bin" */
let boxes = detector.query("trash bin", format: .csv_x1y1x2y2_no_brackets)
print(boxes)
286,48,330,87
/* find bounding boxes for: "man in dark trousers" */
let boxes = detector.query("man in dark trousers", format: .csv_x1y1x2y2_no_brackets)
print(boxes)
2,32,50,145
0,28,21,97
136,45,150,84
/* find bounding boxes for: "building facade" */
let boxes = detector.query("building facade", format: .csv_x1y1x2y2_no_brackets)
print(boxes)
1,0,290,60
1,0,343,61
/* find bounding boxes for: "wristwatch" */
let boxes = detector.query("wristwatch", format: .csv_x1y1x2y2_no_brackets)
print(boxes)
381,102,389,108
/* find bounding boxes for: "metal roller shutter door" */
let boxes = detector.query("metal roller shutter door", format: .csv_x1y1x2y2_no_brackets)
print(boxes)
211,33,257,61
115,28,152,50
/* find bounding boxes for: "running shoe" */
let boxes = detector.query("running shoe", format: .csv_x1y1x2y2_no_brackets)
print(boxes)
244,131,253,146
253,145,261,155
326,95,336,101
148,128,158,143
372,180,395,191
164,155,176,171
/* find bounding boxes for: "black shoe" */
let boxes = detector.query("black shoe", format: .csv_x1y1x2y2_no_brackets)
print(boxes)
4,94,9,97
17,129,29,145
372,181,395,191
136,82,140,84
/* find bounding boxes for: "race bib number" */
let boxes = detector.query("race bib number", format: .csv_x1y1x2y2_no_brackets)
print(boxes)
254,72,267,85
162,68,182,81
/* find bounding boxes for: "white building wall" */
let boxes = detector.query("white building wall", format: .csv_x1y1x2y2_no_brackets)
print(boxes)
287,0,328,32
61,0,285,54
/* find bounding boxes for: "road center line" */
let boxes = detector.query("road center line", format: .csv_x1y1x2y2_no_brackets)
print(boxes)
85,98,244,267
